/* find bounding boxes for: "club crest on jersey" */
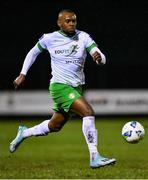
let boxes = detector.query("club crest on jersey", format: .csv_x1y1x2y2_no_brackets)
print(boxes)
72,35,79,41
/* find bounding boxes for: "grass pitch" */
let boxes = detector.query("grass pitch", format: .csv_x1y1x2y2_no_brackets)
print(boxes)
0,117,148,179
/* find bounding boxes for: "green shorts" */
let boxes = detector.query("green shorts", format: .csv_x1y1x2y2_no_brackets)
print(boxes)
49,83,83,113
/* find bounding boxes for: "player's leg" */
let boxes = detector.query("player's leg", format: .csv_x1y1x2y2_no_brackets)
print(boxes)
9,112,68,153
71,96,99,163
23,112,68,136
71,96,116,168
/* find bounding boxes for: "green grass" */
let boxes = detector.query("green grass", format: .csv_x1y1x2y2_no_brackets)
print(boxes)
0,117,148,179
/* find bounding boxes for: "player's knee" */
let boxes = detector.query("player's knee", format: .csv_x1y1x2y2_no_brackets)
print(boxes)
48,121,65,132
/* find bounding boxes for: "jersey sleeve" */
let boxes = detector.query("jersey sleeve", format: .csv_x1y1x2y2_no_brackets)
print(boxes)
84,33,98,53
37,34,47,51
84,32,106,64
20,44,42,75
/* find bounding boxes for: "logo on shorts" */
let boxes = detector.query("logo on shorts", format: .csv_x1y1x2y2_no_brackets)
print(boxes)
69,93,75,99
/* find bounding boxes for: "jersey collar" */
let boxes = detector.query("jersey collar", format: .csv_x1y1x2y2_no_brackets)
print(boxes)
58,30,77,37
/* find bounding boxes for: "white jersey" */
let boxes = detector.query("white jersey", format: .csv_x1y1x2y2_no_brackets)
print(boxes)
38,30,101,87
20,30,106,87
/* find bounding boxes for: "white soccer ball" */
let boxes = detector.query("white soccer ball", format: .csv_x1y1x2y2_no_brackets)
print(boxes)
122,121,145,143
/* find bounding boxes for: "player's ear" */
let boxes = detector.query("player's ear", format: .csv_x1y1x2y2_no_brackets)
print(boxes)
57,19,61,28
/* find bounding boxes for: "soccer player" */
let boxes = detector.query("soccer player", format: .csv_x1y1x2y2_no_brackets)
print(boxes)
9,9,116,168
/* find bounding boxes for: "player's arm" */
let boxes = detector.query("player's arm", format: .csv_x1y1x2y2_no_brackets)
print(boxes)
85,32,106,65
89,46,106,65
13,43,43,89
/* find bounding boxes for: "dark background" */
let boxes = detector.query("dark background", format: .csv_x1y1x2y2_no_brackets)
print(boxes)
0,0,147,90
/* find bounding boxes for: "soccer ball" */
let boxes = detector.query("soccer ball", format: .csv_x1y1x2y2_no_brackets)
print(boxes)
122,121,145,143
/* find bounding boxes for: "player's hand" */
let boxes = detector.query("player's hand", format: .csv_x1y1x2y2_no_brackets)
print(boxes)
92,51,102,65
13,74,26,90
